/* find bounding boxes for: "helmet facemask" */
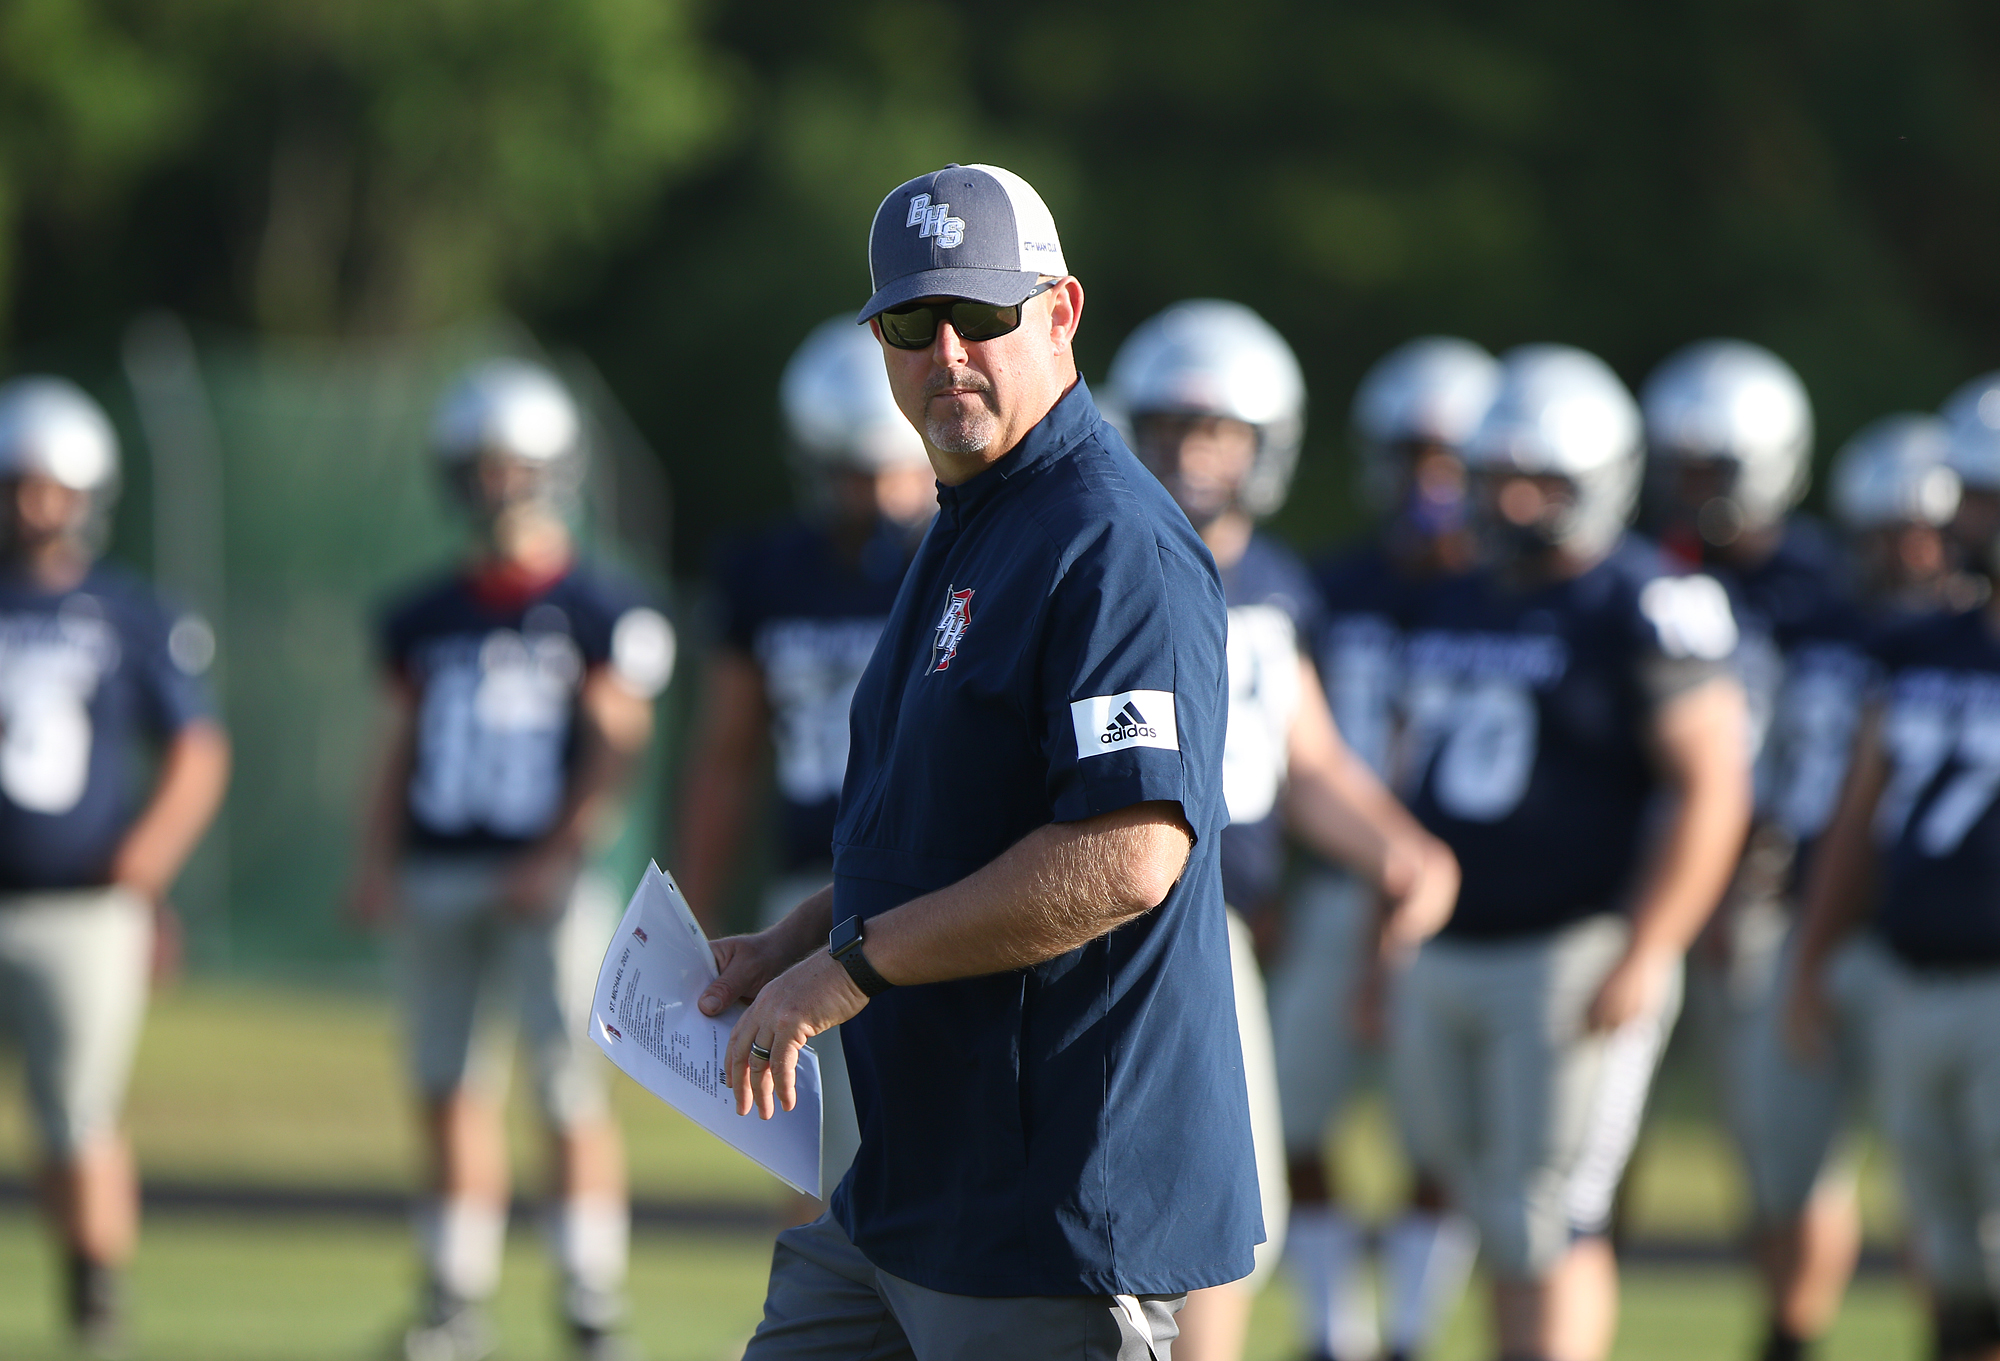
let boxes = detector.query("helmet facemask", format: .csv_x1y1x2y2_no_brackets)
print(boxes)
1131,410,1262,531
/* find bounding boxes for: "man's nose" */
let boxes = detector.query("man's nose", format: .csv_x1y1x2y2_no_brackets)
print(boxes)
930,319,971,368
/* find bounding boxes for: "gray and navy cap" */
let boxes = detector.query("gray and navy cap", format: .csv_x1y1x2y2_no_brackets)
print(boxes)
858,163,1068,323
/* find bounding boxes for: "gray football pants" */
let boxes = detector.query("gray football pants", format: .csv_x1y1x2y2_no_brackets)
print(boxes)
743,1212,1184,1361
1397,914,1681,1279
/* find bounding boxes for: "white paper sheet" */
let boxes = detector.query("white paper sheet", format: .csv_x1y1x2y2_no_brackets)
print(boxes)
589,863,823,1197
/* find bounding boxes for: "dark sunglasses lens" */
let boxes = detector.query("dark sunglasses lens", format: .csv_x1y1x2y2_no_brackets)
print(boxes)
950,302,1021,341
879,306,939,350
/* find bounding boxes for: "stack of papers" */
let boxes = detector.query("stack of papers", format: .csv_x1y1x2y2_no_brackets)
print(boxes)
590,863,823,1197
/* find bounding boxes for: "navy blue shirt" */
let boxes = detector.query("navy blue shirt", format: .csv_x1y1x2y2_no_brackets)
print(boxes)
379,562,668,854
1218,533,1323,912
1870,607,2000,967
1709,520,1871,879
0,563,212,890
1312,539,1430,780
829,379,1260,1297
713,518,915,873
1403,537,1738,938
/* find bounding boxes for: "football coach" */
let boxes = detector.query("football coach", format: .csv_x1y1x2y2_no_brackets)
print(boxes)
695,162,1261,1358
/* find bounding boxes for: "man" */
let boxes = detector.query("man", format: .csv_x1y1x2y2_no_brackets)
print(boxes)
1785,441,2000,1359
1395,345,1753,1361
1286,336,1500,1361
678,315,934,1206
0,376,230,1354
349,359,674,1361
1827,415,1972,614
698,162,1259,1359
1639,342,1872,1361
1107,301,1461,1361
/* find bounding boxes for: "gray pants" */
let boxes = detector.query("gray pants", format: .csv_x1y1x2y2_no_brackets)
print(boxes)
1397,914,1681,1279
1878,961,2000,1299
744,1213,1184,1361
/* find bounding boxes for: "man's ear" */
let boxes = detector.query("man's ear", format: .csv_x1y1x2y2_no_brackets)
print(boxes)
1048,278,1085,358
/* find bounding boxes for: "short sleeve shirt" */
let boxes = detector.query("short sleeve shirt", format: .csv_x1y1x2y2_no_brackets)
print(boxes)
711,518,914,873
1869,607,2000,967
378,562,671,854
830,379,1260,1298
0,563,213,890
1402,537,1738,938
1218,533,1323,912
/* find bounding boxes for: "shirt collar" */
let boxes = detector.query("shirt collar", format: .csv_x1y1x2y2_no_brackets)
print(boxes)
935,377,1102,524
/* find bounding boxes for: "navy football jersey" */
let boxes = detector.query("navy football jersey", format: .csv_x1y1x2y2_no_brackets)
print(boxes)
0,563,213,890
713,518,915,874
1311,539,1424,780
1218,533,1324,912
1870,607,2000,966
380,561,669,854
1709,519,1872,867
1402,537,1739,938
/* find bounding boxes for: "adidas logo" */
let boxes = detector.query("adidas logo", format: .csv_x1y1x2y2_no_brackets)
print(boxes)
1100,700,1159,745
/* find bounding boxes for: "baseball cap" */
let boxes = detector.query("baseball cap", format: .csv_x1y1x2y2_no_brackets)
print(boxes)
858,163,1068,323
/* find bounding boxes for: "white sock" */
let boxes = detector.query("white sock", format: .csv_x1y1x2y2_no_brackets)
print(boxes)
1286,1205,1378,1360
1382,1211,1478,1357
544,1195,630,1297
415,1198,506,1302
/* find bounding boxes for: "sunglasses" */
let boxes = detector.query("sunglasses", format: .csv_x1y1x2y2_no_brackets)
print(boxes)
875,278,1063,351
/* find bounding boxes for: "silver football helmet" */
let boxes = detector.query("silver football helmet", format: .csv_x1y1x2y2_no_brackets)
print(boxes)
431,358,583,514
1467,344,1643,560
1641,340,1813,542
1350,336,1500,511
782,316,927,472
1941,371,2000,492
0,377,120,495
1829,414,1958,531
1105,299,1305,517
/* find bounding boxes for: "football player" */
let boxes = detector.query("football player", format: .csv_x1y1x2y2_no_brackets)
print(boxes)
348,360,674,1361
1108,301,1461,1361
1285,337,1499,1361
1395,345,1753,1361
1639,342,1864,1361
0,377,230,1355
1785,398,2000,1361
1939,373,2000,590
676,315,934,1208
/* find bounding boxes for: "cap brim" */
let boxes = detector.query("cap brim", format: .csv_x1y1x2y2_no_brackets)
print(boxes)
856,268,1044,324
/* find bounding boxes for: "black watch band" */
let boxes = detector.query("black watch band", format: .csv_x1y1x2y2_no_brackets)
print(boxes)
829,914,894,999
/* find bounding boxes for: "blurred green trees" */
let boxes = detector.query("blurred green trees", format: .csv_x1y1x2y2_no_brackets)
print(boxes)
4,0,2000,561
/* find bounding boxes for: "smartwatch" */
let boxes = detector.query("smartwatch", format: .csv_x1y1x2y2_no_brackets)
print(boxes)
829,914,894,998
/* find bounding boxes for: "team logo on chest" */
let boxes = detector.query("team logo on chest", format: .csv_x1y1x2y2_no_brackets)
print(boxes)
927,586,974,674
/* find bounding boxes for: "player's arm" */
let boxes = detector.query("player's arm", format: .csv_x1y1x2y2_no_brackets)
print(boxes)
674,648,771,932
1785,702,1889,1059
1283,654,1460,950
106,720,230,902
701,800,1192,1117
347,678,417,927
505,664,655,914
1590,675,1755,1030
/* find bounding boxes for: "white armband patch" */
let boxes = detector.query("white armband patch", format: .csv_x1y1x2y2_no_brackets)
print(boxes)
1070,689,1179,760
1639,575,1738,661
610,607,676,698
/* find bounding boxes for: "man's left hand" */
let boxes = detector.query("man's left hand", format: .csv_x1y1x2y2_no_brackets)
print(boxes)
721,950,870,1120
1586,946,1675,1033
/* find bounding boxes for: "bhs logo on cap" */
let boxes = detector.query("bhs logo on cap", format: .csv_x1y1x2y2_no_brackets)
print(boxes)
906,193,965,249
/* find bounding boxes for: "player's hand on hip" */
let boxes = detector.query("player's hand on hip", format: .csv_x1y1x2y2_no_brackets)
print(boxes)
1382,836,1460,952
1586,945,1672,1032
722,949,870,1120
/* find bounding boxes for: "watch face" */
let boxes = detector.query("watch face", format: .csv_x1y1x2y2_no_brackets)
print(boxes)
830,914,863,955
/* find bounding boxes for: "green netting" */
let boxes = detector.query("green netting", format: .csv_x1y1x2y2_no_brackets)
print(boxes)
110,316,673,980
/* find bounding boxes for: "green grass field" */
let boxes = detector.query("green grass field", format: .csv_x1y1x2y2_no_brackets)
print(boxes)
0,982,1930,1359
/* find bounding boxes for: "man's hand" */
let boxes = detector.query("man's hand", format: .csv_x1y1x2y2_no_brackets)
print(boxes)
1586,945,1676,1032
1380,837,1460,955
712,947,870,1120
